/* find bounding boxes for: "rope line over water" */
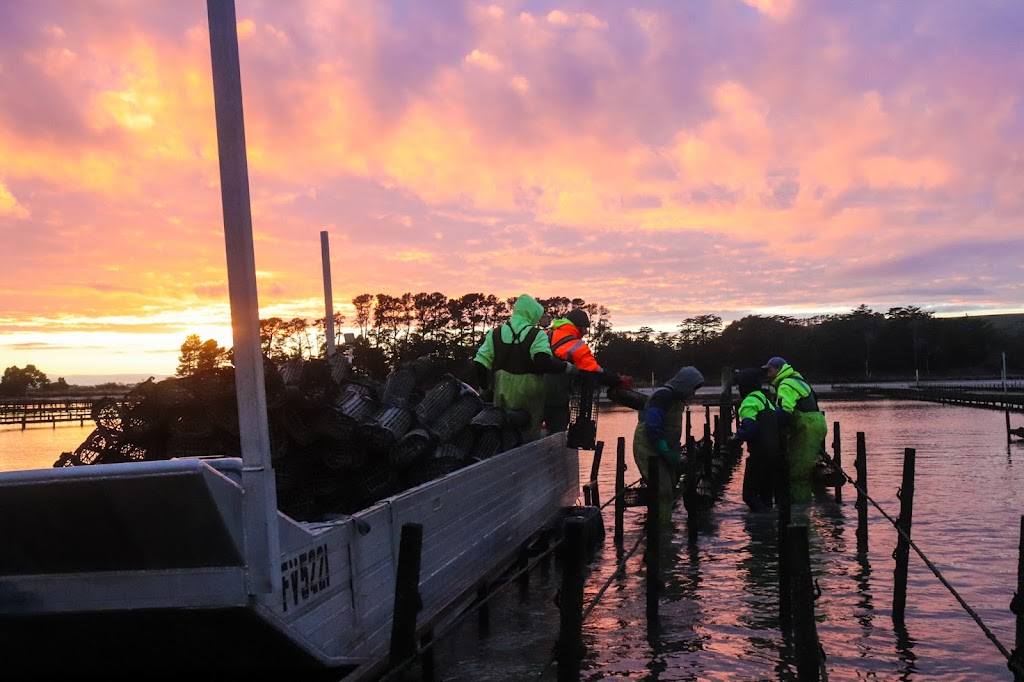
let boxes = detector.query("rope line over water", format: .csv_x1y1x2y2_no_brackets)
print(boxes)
838,467,1014,663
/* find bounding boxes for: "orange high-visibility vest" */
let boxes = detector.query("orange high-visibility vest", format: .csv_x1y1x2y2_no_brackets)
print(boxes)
546,323,601,372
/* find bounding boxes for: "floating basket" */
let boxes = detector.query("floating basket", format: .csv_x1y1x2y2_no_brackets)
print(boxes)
622,484,650,507
167,431,226,458
428,392,483,443
567,373,599,450
606,386,648,411
414,374,462,426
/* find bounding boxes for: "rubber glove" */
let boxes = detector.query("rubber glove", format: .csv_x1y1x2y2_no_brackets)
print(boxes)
619,375,634,390
655,439,681,466
564,362,580,376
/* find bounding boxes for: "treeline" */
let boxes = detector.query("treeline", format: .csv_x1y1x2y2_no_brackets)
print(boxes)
3,297,1020,397
599,305,1023,384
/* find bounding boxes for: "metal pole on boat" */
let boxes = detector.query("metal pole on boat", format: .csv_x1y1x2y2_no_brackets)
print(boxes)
206,0,280,595
321,231,336,357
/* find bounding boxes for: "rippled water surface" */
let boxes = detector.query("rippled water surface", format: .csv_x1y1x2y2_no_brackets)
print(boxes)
435,400,1024,681
3,400,1023,681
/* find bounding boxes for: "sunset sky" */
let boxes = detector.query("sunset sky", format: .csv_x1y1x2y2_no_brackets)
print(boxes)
1,0,1023,382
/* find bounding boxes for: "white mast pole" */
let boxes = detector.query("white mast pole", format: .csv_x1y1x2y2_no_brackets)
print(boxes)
206,0,279,595
321,231,336,357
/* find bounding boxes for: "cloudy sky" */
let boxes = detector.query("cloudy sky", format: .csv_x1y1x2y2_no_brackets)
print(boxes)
1,0,1023,380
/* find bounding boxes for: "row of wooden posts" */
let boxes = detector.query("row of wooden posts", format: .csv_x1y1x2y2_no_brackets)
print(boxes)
380,419,1024,681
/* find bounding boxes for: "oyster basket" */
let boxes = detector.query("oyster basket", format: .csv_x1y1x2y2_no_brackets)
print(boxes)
427,392,483,443
566,373,599,450
621,484,650,507
414,374,462,426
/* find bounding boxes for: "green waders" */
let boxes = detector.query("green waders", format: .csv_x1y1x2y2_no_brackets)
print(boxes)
787,408,827,503
494,369,546,442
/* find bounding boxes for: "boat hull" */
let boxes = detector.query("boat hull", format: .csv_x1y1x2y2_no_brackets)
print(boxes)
0,435,579,673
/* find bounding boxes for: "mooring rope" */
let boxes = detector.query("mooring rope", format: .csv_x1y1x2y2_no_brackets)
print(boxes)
837,467,1014,663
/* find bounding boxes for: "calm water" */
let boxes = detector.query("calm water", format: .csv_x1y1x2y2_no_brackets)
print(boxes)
2,401,1023,680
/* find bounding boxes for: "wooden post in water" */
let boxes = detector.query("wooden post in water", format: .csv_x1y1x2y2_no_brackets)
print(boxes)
557,517,586,682
713,414,720,454
778,483,792,634
832,421,842,503
645,454,661,619
685,408,692,445
589,441,603,508
1005,352,1012,445
892,448,916,624
614,437,626,545
390,523,424,667
1010,515,1024,681
788,524,822,681
856,432,868,553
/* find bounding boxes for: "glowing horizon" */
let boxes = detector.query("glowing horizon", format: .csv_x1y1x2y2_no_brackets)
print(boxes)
2,1,1023,378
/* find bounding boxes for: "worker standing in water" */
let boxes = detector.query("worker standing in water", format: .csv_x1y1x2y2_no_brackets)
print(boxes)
761,356,826,504
633,366,704,523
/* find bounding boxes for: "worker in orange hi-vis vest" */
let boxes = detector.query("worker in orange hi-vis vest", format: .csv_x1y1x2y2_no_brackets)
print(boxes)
542,308,633,434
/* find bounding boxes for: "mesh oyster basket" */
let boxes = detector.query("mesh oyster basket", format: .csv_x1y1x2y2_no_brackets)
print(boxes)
414,374,462,426
427,392,483,443
500,426,521,452
381,367,417,407
358,406,414,453
334,392,377,426
391,428,433,469
622,483,650,507
473,429,502,460
566,373,599,450
470,405,506,430
320,441,368,471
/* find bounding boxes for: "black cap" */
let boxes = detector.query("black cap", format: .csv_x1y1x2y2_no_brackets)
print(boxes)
566,309,590,330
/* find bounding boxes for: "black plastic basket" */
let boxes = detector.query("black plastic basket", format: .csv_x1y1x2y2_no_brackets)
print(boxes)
566,373,599,450
621,484,649,507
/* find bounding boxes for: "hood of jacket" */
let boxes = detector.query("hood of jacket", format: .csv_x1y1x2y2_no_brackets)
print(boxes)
664,366,704,398
734,367,764,398
770,363,796,387
510,294,544,328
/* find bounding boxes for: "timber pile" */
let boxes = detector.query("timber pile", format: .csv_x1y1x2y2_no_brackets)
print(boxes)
54,356,529,520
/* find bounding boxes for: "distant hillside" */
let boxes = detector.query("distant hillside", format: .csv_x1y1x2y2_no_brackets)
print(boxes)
966,313,1024,336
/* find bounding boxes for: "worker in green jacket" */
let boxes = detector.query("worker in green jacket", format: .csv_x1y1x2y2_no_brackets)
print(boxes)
761,356,827,503
473,294,576,441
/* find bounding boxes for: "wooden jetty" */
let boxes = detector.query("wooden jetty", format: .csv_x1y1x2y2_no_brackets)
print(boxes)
0,398,104,428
